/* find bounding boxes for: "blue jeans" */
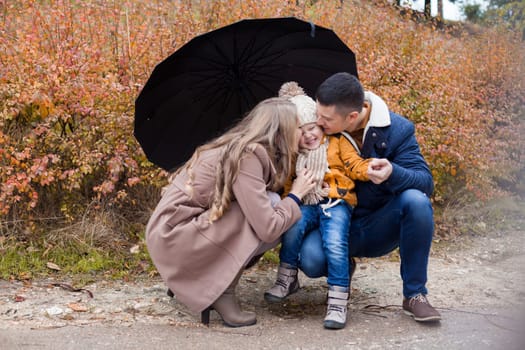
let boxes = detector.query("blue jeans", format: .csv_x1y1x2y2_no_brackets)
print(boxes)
280,200,352,287
297,189,434,298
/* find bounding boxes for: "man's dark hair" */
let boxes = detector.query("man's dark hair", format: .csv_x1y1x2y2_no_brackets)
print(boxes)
315,72,364,114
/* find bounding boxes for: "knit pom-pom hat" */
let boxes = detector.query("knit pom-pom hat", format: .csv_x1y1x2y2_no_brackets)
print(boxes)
279,82,317,127
279,82,328,205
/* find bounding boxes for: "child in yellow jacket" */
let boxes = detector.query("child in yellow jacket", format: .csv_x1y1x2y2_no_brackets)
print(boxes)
265,82,372,330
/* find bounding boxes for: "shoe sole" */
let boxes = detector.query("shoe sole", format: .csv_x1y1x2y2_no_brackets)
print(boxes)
263,287,299,303
403,310,441,322
222,318,257,327
264,293,285,303
323,320,346,329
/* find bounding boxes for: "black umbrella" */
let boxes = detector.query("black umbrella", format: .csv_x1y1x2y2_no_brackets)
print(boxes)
134,17,358,171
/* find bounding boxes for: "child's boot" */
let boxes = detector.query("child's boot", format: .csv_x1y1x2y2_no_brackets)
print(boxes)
323,285,349,329
264,263,299,303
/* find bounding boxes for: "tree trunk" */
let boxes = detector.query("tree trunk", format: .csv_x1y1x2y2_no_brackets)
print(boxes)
437,0,443,19
424,0,431,18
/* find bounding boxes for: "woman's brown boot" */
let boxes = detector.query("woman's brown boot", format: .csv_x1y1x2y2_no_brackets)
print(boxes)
202,271,256,327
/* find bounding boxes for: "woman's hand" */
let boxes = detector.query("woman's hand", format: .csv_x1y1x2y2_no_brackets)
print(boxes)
289,168,316,200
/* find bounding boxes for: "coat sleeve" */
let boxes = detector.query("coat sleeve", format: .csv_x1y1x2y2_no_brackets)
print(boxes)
232,149,301,243
338,136,370,181
383,122,434,196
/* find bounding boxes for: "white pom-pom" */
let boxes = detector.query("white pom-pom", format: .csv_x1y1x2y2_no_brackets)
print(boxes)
279,81,305,98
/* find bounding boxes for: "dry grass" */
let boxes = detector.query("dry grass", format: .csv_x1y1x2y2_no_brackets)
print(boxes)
434,193,524,241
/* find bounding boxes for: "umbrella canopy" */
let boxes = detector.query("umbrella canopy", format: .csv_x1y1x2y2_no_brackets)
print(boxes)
134,17,358,171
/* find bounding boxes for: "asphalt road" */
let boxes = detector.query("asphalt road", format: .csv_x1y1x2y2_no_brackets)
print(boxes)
1,304,524,350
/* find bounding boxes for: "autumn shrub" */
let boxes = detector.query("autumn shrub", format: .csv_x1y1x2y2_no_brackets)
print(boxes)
334,1,525,203
0,0,523,244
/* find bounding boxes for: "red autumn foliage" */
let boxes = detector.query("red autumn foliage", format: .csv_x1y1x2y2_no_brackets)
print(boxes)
0,0,523,236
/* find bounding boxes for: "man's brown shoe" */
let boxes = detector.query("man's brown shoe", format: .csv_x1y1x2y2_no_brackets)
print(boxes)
402,294,441,322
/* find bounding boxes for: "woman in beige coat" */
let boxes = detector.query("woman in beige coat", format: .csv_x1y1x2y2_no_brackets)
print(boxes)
146,97,316,327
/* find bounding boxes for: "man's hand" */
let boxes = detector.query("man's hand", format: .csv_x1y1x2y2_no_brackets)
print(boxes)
367,158,392,184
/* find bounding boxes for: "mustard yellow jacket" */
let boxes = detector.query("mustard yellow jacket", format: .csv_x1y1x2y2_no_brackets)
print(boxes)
284,134,370,206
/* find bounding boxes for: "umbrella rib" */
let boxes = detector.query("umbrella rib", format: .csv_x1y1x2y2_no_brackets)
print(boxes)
135,18,358,170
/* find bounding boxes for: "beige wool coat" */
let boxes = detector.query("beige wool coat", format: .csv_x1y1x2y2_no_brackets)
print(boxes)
146,144,301,313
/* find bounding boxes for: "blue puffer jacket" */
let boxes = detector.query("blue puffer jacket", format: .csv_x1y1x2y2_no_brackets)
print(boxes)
348,92,434,218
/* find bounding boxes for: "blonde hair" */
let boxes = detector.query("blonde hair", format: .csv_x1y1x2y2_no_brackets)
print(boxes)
169,97,298,222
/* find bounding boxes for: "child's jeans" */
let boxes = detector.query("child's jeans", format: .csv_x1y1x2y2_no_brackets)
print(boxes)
279,199,352,287
297,189,434,298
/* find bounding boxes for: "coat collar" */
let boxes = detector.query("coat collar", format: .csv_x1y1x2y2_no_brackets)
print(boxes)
364,91,391,128
341,91,392,151
362,91,390,143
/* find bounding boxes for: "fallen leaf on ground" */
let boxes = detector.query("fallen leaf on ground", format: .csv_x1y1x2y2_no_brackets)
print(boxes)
18,271,32,280
51,283,94,298
14,295,26,302
68,302,88,312
46,262,61,271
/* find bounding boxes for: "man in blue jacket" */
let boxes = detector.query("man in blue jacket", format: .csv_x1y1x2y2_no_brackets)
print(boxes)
298,72,440,322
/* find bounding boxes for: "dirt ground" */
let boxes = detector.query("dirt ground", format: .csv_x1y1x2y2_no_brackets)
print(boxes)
1,198,524,349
